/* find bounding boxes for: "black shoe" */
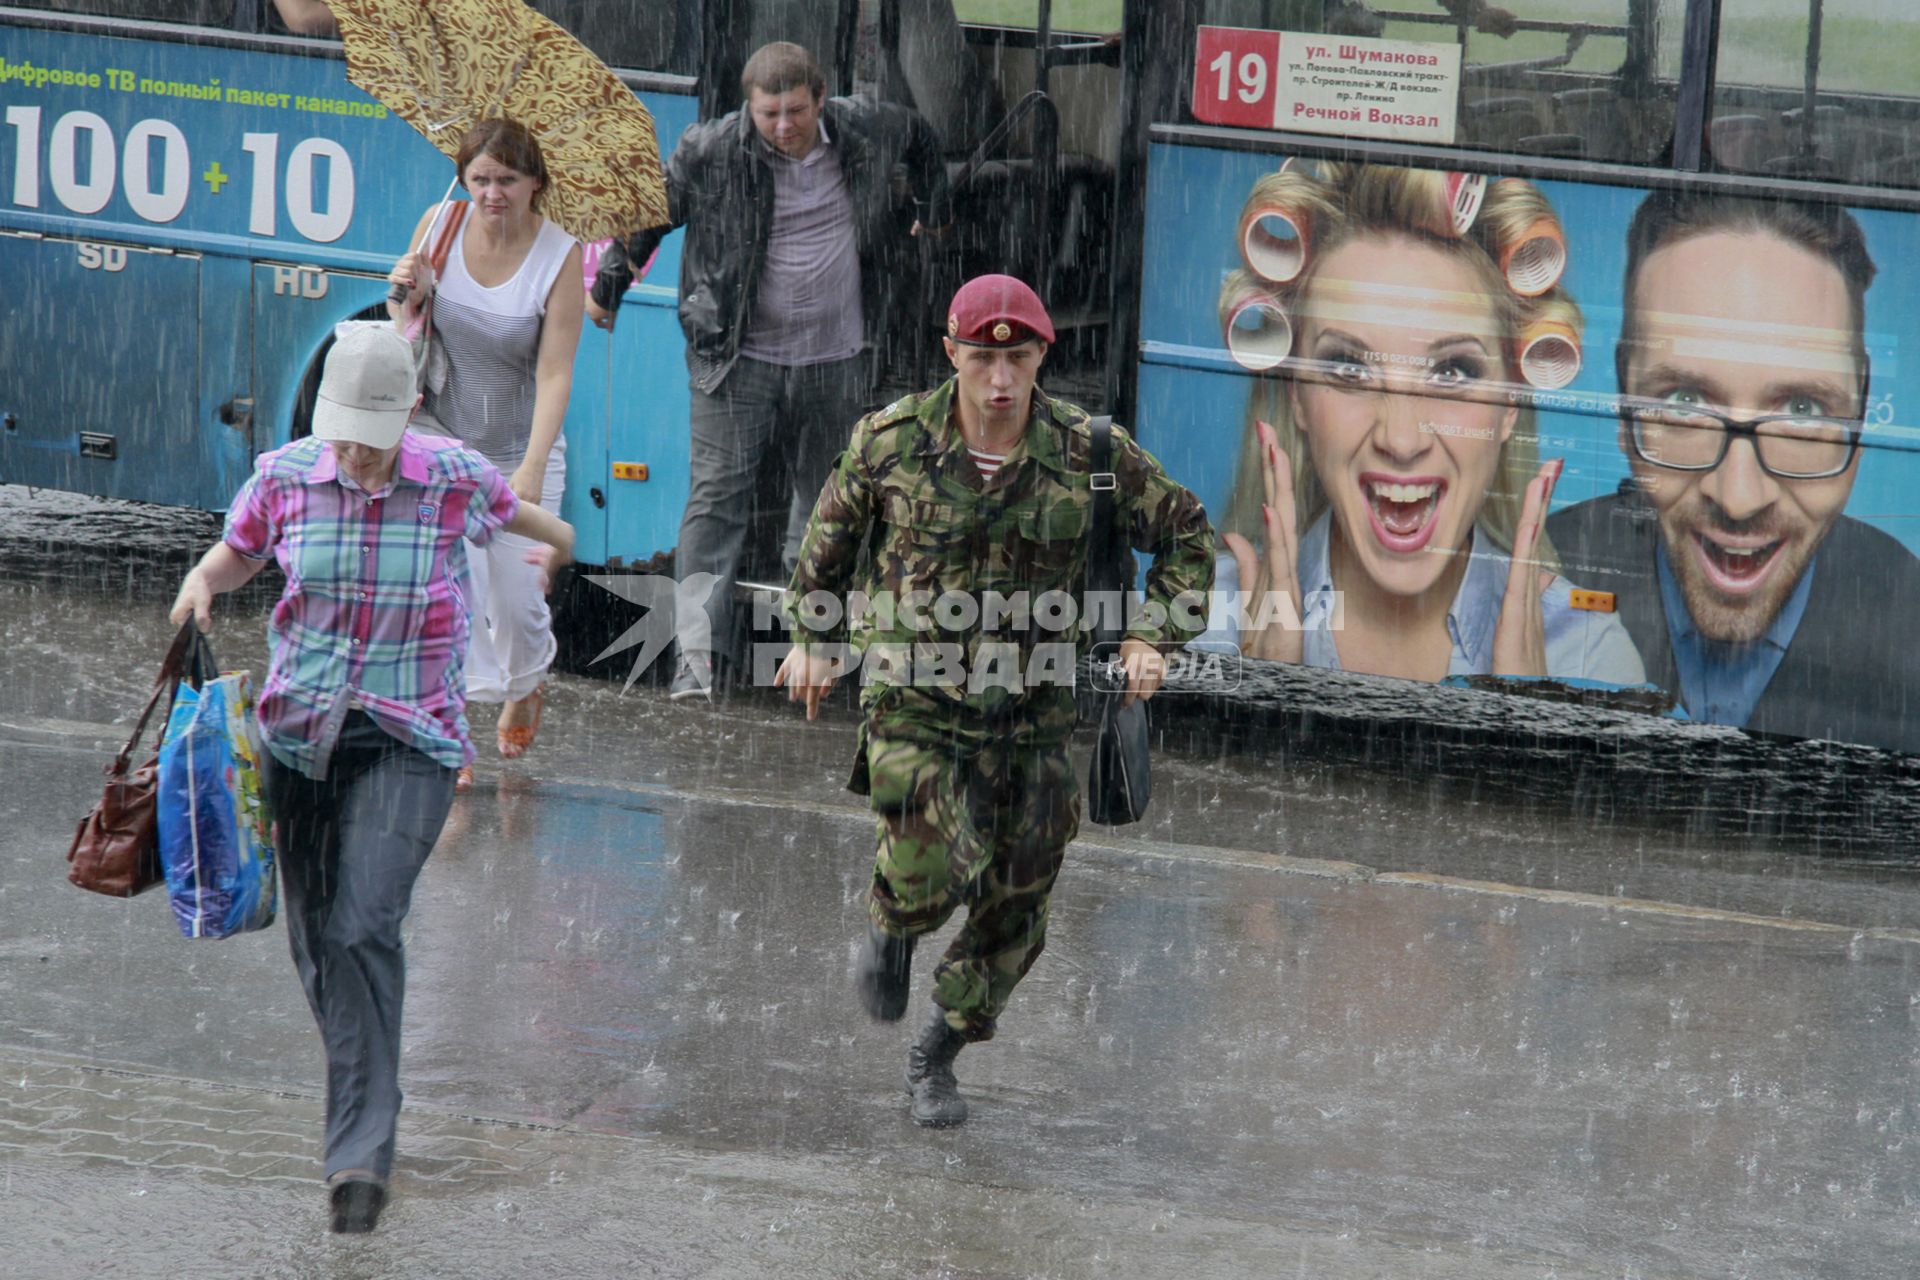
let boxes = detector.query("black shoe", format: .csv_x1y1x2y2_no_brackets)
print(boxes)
905,1006,969,1127
328,1177,387,1234
669,653,715,702
856,926,915,1021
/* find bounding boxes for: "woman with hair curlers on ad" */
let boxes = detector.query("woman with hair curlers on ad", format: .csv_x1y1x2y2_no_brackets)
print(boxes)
1202,162,1643,687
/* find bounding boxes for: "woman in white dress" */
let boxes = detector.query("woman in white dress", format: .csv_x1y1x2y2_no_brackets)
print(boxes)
388,119,585,788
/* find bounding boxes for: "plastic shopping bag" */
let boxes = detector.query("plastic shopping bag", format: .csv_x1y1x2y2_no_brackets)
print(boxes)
156,669,277,938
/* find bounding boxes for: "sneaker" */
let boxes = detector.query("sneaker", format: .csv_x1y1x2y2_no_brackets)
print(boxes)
669,653,715,702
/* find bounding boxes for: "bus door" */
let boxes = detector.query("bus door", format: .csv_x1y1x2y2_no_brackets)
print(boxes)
0,1,461,510
591,0,860,582
871,2,1126,403
0,228,237,507
581,82,699,571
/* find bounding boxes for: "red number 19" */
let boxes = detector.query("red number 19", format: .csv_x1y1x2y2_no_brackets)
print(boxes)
1193,27,1281,129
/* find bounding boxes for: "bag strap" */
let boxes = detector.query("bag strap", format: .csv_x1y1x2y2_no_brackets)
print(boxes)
183,626,219,688
405,201,468,344
111,671,173,777
110,621,207,775
428,199,468,275
1086,415,1122,651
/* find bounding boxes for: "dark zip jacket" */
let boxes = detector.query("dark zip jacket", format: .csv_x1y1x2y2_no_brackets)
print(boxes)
591,94,948,394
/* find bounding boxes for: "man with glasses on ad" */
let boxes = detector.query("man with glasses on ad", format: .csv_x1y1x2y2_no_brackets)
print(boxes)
1549,190,1920,753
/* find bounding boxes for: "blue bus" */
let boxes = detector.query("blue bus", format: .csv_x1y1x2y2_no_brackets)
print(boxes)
0,0,696,563
6,0,1920,759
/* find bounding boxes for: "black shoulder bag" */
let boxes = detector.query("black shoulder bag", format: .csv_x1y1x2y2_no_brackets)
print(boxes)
1085,416,1152,825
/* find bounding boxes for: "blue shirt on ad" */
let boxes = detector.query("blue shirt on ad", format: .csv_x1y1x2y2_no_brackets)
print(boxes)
1657,545,1817,727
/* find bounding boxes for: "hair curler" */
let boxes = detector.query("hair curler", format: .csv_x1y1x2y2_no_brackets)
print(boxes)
1237,199,1312,284
1516,312,1582,389
1221,271,1294,373
1500,218,1568,296
1236,162,1327,284
1443,173,1488,234
1489,180,1568,296
1400,169,1488,238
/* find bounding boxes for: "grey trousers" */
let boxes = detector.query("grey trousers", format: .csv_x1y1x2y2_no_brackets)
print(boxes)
264,712,455,1182
677,354,867,667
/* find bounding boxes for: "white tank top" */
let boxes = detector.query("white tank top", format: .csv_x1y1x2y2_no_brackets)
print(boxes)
426,211,577,466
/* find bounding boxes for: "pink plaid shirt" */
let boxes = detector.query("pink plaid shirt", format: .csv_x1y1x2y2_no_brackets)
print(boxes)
223,431,519,779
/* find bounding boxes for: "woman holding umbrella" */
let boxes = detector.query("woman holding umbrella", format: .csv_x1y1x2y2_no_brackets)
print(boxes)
331,0,666,783
389,119,585,788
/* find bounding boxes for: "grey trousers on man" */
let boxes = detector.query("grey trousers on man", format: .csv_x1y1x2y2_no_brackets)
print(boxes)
677,354,867,669
264,712,455,1182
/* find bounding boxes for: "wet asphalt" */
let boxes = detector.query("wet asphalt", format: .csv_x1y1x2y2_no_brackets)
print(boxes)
2,485,1918,1279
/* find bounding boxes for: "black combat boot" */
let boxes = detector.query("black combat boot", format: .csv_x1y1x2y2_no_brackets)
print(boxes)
855,925,915,1021
904,1006,969,1127
327,1177,386,1234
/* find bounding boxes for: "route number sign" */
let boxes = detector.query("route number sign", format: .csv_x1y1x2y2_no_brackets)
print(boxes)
1192,26,1462,145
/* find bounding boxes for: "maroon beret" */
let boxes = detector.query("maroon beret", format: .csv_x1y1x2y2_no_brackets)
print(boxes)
946,274,1055,346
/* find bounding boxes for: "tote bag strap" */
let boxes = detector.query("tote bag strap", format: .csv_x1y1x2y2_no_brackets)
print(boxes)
112,621,207,775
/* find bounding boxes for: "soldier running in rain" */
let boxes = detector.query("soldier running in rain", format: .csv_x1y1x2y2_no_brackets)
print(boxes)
775,275,1213,1125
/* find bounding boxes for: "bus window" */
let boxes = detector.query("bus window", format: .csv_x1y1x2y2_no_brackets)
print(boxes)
913,1,1125,391
1446,1,1679,166
266,0,336,36
748,0,841,72
8,0,233,24
527,0,698,75
1710,0,1920,188
898,1,1010,155
953,1,1123,32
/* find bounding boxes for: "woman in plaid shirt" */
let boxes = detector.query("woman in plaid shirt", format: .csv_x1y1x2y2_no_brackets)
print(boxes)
169,326,574,1233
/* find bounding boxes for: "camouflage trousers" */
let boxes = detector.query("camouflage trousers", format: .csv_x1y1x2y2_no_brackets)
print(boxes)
863,725,1080,1043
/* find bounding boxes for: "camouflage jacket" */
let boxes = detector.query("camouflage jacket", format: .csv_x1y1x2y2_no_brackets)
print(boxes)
784,380,1214,725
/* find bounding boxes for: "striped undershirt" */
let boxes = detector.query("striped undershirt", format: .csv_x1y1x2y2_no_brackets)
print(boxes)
968,446,1008,479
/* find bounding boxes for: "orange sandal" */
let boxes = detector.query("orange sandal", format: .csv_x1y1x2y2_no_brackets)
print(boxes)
497,683,545,759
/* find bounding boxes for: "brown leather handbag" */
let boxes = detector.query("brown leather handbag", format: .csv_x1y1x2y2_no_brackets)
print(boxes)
66,622,214,897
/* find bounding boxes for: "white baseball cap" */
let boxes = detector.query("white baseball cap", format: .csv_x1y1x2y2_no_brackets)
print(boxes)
313,325,416,449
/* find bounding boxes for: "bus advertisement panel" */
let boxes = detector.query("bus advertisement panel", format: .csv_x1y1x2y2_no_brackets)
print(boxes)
1139,141,1920,756
0,31,399,254
0,20,695,561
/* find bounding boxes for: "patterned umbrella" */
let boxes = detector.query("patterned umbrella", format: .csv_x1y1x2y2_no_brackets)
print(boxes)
330,0,669,243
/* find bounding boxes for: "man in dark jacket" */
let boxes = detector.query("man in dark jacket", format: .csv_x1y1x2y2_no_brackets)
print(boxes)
590,42,946,700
